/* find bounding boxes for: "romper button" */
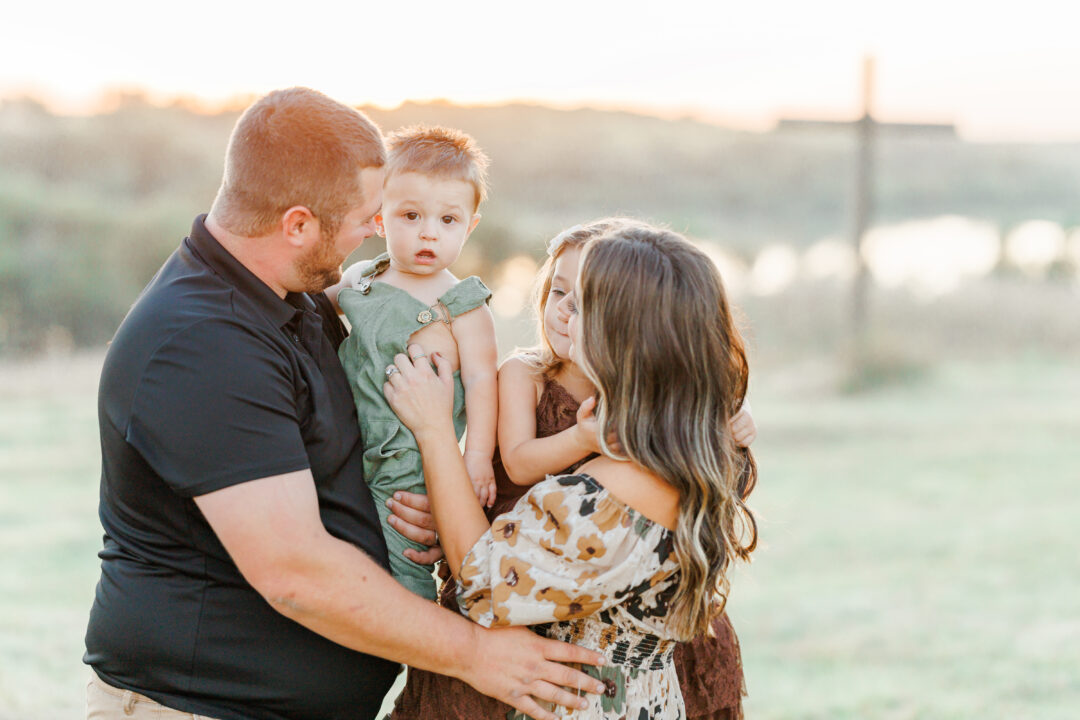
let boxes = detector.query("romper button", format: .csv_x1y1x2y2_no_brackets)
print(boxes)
293,334,300,342
417,310,433,323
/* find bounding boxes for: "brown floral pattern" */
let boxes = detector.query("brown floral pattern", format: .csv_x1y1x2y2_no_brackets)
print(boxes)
457,473,685,718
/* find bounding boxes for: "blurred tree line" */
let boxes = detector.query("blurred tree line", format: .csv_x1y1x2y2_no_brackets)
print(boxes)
2,93,1079,354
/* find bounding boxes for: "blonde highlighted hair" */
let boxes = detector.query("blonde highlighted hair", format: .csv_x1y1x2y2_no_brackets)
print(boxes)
385,125,490,211
576,222,758,640
211,87,385,239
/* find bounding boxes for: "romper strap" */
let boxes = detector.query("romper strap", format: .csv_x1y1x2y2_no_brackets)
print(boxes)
438,276,492,318
354,253,392,295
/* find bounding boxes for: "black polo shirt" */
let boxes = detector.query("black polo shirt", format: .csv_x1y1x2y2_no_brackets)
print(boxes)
84,215,399,720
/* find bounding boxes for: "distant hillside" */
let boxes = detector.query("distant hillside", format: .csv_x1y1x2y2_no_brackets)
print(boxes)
1,94,1078,352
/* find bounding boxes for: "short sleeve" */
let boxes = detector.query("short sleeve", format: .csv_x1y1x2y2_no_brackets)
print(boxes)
456,474,675,627
439,276,491,318
126,319,310,497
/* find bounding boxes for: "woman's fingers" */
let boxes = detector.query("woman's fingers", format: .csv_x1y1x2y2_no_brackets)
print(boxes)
384,347,455,433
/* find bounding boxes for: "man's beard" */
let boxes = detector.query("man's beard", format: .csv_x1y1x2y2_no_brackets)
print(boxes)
295,230,343,292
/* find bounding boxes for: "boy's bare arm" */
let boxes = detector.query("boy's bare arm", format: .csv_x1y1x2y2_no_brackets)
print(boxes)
452,305,498,505
497,357,598,485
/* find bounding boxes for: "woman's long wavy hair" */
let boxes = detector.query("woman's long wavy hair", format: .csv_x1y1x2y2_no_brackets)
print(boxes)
576,223,758,640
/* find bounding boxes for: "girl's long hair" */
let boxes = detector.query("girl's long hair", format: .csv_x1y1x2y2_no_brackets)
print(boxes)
577,223,758,640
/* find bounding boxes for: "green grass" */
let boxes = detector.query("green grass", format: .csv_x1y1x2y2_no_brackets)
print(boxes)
1,353,1077,719
731,360,1080,719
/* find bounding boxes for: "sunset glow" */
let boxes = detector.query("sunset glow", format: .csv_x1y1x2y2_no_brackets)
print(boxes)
5,0,1079,140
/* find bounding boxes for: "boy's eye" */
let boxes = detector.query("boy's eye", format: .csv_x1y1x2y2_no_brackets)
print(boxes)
442,215,457,224
404,211,419,221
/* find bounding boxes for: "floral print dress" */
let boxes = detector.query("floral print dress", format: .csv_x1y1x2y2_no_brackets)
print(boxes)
457,473,685,719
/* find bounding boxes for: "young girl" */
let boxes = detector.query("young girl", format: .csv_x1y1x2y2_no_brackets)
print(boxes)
388,219,756,719
329,125,498,601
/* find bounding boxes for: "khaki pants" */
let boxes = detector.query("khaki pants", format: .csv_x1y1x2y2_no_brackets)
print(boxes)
86,671,219,720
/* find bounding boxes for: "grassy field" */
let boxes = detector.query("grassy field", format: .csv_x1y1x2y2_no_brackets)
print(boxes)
1,351,1077,719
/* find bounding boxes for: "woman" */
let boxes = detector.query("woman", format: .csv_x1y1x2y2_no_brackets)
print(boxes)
385,222,758,719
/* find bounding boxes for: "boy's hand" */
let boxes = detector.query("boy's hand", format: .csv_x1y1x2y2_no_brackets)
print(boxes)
464,450,496,508
730,402,757,448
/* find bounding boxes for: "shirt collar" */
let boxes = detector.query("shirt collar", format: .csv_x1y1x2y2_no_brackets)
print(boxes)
185,214,315,329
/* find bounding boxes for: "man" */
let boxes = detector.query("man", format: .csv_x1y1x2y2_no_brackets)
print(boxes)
84,87,602,720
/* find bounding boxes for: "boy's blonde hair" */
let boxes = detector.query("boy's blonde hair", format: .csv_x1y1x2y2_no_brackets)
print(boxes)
385,125,489,211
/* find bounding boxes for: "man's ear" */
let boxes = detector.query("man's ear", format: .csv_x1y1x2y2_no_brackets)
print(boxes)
282,206,318,248
465,213,481,238
374,214,386,238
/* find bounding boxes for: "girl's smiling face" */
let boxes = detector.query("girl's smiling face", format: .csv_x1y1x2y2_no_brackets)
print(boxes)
543,246,582,360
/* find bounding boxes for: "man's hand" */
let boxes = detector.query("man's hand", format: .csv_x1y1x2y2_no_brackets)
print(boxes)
461,625,606,720
387,491,444,565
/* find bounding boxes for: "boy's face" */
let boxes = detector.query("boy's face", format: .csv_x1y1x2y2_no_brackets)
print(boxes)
377,172,480,276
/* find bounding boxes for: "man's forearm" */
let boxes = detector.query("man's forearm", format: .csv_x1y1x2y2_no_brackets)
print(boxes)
261,532,478,677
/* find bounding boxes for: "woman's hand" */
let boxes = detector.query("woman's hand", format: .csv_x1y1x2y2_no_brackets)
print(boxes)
384,344,455,441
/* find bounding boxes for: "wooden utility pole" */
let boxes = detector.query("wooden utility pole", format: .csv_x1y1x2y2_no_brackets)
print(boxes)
778,58,956,379
852,56,875,363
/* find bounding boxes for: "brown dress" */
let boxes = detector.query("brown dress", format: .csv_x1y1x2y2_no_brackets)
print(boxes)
387,378,745,720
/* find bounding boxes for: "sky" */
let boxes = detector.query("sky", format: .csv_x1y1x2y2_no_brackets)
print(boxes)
4,0,1079,141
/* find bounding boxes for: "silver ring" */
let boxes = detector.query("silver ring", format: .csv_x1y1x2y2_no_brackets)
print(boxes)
385,365,399,378
412,353,427,360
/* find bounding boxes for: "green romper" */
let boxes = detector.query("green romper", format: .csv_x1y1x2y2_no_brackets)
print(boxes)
338,253,492,600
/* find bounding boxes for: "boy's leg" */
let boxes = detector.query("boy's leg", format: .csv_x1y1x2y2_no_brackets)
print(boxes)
363,421,437,601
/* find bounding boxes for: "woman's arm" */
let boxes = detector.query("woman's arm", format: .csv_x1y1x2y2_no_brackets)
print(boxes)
385,345,491,575
497,357,599,486
453,305,499,507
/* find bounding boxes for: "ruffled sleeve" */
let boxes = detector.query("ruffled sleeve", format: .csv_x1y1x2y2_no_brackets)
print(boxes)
438,276,491,319
456,474,675,628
